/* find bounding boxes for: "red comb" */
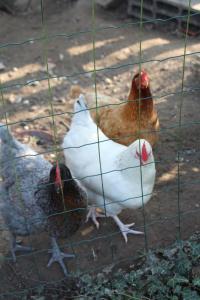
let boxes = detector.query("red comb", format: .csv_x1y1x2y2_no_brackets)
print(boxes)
55,162,61,185
141,142,148,162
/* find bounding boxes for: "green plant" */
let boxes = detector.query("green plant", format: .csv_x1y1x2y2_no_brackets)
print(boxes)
75,233,200,299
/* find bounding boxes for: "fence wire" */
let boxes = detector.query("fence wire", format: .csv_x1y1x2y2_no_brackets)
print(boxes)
0,0,199,298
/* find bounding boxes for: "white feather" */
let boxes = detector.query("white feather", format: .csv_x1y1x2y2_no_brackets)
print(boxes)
62,94,156,217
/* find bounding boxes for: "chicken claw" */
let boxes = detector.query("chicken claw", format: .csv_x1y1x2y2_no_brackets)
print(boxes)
86,207,105,229
47,237,74,277
112,215,143,243
10,234,33,262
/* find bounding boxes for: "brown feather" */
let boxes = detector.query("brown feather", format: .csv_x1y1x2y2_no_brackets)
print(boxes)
37,164,87,239
92,70,159,147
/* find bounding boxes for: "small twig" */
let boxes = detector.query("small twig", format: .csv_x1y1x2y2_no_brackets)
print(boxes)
91,247,97,261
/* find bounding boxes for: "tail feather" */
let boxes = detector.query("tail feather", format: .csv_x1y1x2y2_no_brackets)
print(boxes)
72,94,92,125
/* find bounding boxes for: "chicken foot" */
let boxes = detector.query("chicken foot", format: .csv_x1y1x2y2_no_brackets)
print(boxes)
111,215,143,243
86,206,105,229
10,233,33,262
86,209,143,243
47,237,75,277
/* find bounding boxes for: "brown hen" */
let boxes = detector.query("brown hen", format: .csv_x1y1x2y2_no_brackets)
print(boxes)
93,70,159,147
37,163,87,276
46,163,87,239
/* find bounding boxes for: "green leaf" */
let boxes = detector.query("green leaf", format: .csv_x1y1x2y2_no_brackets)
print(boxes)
112,277,128,292
167,275,189,288
171,296,179,300
191,243,200,262
193,277,200,287
174,285,182,295
175,253,192,275
81,274,92,285
181,288,200,300
147,279,167,297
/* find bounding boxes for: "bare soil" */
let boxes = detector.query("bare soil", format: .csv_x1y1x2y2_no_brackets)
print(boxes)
0,0,200,297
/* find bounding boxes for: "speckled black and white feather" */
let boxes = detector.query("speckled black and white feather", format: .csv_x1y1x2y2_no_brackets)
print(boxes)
0,123,52,236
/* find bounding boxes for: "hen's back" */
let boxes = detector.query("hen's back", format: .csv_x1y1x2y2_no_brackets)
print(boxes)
0,124,51,235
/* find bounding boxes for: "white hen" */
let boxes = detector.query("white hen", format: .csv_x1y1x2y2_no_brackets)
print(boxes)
62,95,156,242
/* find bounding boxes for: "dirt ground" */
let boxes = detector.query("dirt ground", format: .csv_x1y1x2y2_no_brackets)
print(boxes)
0,0,200,297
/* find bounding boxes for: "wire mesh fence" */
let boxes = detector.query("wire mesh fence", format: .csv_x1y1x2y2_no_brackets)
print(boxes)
0,0,200,298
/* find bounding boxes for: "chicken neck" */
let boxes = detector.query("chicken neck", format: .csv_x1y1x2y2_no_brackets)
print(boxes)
125,82,153,119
